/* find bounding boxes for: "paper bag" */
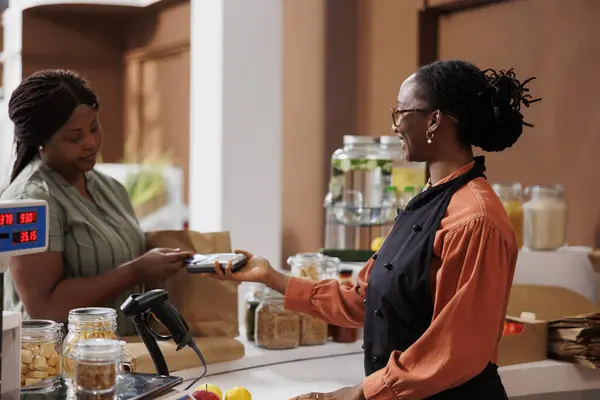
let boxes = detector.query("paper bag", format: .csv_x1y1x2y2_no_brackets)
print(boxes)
121,336,245,374
146,230,239,337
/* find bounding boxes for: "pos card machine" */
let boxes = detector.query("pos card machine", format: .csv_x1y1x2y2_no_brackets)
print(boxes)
0,199,50,398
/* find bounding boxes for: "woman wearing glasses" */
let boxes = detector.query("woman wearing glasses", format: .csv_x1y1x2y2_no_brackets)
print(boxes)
213,60,540,399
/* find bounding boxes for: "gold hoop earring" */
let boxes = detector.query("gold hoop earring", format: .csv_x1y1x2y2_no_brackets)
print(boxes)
426,129,435,144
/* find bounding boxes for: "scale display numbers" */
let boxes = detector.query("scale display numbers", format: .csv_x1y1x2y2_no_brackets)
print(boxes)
0,211,38,226
18,211,37,224
0,213,14,226
12,230,38,244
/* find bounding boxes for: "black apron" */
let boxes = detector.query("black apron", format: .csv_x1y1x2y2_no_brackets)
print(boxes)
363,156,507,399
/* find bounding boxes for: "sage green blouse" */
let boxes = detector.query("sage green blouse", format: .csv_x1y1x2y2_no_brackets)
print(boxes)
1,158,146,336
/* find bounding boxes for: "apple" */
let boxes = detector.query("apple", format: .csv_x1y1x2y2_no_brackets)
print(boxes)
225,386,252,400
192,390,221,400
195,384,223,400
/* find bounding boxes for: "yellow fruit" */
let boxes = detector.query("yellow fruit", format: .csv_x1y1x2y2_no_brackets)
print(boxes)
196,383,223,399
371,236,384,252
225,386,252,400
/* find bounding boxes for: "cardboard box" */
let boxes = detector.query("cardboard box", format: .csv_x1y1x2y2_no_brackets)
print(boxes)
498,284,600,366
498,316,547,367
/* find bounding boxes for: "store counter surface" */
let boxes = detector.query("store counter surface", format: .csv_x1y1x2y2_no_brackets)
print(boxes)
156,336,600,399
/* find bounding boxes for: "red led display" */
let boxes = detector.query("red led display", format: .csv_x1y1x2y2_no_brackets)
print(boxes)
0,213,14,226
18,211,37,224
12,230,38,244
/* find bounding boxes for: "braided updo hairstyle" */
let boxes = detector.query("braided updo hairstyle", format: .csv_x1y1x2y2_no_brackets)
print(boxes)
8,69,99,183
415,60,541,152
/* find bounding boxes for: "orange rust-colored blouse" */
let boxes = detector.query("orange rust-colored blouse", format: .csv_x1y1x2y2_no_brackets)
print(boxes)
284,161,518,399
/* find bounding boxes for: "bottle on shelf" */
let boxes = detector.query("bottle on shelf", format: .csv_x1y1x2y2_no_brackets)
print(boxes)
330,269,358,344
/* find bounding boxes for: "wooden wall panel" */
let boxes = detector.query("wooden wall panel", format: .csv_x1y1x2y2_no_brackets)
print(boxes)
123,1,191,202
21,9,126,162
439,0,600,246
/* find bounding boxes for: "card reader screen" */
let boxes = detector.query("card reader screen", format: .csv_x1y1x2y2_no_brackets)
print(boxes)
12,230,38,244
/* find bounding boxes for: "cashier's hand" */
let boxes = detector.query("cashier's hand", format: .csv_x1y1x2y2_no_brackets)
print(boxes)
212,250,274,284
130,248,195,285
292,384,366,400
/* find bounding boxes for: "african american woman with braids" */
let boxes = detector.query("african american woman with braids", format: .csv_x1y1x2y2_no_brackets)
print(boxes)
1,70,193,336
210,60,541,400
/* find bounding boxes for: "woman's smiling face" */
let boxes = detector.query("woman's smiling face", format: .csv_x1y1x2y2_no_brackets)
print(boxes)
393,74,439,163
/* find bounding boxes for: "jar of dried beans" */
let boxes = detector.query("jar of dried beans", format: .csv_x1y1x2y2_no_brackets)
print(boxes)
73,338,123,396
255,288,300,349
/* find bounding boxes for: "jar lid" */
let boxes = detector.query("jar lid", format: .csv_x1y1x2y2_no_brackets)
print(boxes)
263,287,284,299
22,319,62,335
74,338,123,360
69,307,117,317
343,135,376,145
22,319,60,329
287,252,325,267
379,136,401,145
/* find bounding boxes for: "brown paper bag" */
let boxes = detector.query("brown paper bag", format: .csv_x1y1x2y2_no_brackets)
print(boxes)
146,230,239,337
121,336,244,374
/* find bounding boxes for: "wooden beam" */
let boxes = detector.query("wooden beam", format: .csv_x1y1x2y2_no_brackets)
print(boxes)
418,9,439,66
425,0,519,15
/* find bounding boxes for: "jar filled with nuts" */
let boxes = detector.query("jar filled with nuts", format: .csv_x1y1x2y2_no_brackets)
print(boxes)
73,338,123,396
255,288,300,350
21,320,63,391
62,307,119,385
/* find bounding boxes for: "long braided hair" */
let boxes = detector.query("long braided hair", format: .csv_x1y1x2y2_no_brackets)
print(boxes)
8,70,99,183
415,60,541,152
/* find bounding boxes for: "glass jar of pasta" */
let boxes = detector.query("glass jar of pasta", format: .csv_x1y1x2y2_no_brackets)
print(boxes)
287,253,333,346
254,289,301,350
62,307,119,386
21,320,63,391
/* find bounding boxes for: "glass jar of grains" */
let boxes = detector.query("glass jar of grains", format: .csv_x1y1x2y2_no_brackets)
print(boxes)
73,338,123,396
255,288,300,350
492,183,524,248
62,308,119,384
523,185,568,251
21,320,63,391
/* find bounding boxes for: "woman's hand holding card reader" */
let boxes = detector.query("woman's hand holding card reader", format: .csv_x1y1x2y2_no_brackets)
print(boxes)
185,253,248,274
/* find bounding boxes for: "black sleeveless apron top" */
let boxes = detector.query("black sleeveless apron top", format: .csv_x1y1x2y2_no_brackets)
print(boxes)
363,156,507,399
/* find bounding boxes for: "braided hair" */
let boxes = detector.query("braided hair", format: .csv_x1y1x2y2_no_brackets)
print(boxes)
8,70,99,183
414,60,541,152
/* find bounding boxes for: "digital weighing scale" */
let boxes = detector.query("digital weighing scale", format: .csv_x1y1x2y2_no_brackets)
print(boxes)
0,199,50,399
0,199,183,400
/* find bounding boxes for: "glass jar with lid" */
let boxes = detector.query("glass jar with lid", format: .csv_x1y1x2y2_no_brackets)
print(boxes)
254,288,301,349
523,185,567,251
331,269,358,343
379,136,426,198
287,253,337,346
329,135,392,224
287,252,339,281
62,307,119,383
21,320,63,391
244,283,265,342
492,183,525,248
73,338,123,396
